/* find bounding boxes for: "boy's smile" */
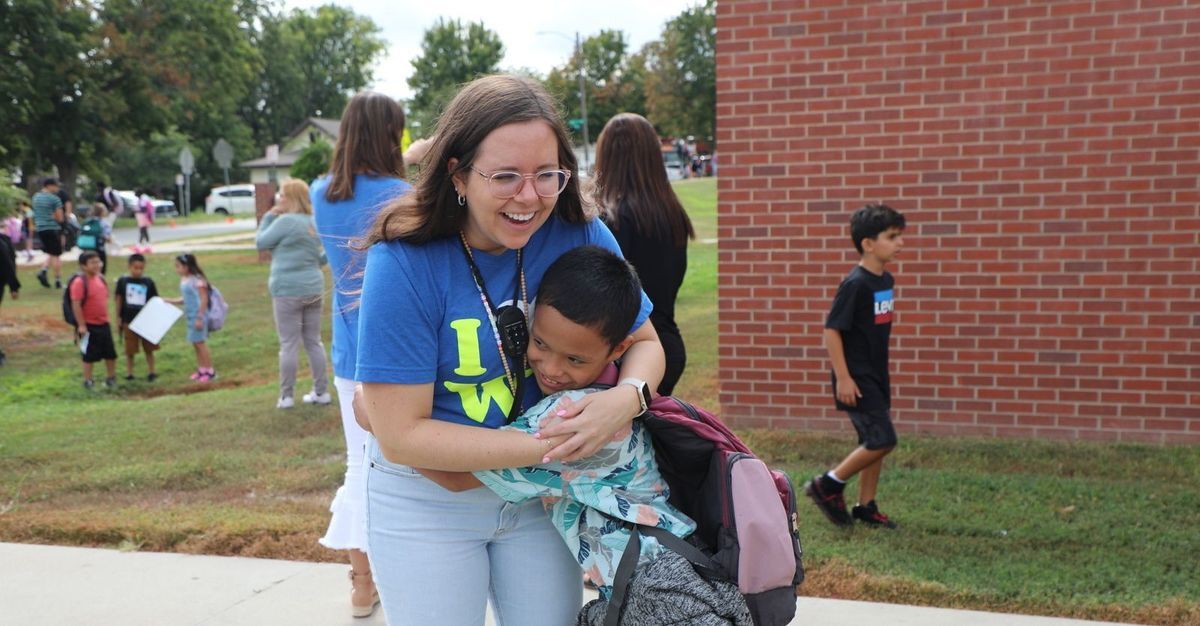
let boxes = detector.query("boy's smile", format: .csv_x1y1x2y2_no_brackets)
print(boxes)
527,304,631,395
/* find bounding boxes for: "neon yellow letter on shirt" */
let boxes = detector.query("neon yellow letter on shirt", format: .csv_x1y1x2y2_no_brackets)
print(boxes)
446,317,512,422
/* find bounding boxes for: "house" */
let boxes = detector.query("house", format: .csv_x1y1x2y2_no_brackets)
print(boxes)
242,118,340,185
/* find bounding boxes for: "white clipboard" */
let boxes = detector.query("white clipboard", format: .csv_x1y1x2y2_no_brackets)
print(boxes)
128,297,183,345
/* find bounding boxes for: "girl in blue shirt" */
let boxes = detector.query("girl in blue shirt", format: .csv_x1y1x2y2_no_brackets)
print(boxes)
310,91,411,619
355,75,665,625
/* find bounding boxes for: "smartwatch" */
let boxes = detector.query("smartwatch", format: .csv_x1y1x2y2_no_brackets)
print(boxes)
619,377,652,415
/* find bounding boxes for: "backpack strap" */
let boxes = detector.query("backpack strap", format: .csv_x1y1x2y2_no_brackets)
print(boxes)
603,524,642,626
604,525,727,626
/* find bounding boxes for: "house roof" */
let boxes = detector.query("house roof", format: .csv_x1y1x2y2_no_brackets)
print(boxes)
285,117,340,143
242,117,340,169
241,151,300,168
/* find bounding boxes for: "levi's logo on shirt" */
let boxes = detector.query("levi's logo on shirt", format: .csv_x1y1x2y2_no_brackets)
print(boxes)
874,289,894,324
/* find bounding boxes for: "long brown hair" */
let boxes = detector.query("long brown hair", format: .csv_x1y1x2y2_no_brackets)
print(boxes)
592,113,694,247
362,75,589,246
325,91,406,202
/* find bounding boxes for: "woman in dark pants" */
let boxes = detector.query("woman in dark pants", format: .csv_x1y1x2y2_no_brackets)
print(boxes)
593,113,695,395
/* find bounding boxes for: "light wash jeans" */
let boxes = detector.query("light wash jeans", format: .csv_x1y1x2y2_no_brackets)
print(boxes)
365,435,582,626
271,295,327,400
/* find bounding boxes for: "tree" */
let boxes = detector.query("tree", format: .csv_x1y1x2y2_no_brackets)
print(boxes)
240,5,386,148
289,139,332,184
100,0,263,205
407,19,504,137
1,0,262,200
544,30,647,142
645,0,716,141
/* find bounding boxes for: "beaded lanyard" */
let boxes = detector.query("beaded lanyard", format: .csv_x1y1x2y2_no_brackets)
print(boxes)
458,231,529,422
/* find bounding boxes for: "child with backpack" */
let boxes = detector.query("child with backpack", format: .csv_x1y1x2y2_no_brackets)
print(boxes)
164,253,215,382
806,204,906,530
472,246,753,626
69,251,117,389
78,203,109,274
114,253,160,381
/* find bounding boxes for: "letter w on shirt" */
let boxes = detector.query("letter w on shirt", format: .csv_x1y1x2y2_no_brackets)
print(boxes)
446,317,514,423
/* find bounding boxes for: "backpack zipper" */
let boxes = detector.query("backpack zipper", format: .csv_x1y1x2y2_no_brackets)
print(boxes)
721,452,751,529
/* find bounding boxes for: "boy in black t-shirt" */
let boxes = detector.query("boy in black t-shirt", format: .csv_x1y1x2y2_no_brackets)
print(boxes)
114,253,160,381
806,204,906,529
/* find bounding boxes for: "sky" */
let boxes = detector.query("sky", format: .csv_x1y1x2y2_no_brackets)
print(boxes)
279,0,700,102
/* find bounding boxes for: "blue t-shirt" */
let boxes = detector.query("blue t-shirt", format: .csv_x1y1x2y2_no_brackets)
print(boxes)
355,216,652,429
311,174,412,379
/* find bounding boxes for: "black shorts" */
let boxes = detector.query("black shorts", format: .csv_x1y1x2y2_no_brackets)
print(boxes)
82,323,117,363
37,230,63,256
847,409,898,450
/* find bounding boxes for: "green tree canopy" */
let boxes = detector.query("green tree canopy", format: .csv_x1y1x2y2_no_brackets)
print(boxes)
289,139,332,184
645,0,716,141
545,30,647,143
407,18,504,137
241,5,385,148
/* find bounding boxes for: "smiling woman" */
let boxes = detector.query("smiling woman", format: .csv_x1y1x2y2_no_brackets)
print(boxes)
351,74,665,625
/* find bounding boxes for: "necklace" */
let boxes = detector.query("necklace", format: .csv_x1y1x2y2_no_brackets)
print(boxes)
458,232,529,422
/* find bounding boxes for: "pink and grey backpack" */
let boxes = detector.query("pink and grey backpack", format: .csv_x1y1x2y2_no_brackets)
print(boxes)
607,394,805,626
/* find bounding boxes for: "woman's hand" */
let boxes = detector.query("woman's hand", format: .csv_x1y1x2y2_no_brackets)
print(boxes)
352,384,372,433
194,318,203,330
536,385,641,462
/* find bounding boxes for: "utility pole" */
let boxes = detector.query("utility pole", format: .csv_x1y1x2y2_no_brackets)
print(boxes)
576,31,590,173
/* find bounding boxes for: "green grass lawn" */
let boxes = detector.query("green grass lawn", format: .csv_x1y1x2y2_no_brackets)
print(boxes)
1,178,1197,625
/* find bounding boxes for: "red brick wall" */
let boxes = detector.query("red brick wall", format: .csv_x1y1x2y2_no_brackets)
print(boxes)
715,0,1200,444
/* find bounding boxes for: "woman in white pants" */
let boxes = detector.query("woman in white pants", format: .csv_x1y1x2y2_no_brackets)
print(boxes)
310,91,412,618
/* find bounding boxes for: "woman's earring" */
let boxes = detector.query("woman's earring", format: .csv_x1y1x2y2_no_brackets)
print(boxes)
456,191,466,207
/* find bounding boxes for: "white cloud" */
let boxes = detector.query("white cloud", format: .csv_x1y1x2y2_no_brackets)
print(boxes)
280,0,700,101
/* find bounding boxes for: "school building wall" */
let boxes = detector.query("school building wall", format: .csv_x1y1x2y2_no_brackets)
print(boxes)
714,0,1200,444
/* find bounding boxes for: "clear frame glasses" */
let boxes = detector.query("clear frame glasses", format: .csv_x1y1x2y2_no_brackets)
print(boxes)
471,166,571,199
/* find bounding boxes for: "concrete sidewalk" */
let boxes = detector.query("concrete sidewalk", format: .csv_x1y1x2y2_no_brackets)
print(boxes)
0,543,1139,626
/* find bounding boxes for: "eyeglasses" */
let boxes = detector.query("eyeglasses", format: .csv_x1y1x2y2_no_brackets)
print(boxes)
471,167,571,199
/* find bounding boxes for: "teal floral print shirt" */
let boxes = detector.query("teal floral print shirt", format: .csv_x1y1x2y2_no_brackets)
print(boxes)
474,388,696,598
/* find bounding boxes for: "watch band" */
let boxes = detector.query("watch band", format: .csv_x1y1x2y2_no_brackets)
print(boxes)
618,377,651,414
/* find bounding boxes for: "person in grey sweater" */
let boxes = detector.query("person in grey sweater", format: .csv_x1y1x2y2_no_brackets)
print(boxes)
256,179,330,408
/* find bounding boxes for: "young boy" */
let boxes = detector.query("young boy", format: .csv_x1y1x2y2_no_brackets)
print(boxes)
114,253,160,381
32,177,65,289
474,246,751,626
70,251,117,389
806,203,906,529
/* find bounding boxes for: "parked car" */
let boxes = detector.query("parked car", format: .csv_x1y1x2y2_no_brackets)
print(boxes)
662,152,686,181
116,192,179,217
205,184,256,215
152,200,179,217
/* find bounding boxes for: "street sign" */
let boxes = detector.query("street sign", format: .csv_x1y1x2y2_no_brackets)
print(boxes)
266,144,280,163
175,174,184,186
568,118,584,131
178,147,195,176
212,139,234,169
213,138,234,186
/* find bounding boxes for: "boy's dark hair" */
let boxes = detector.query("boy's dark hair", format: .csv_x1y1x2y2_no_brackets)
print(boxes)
42,177,58,187
78,250,99,265
850,203,906,254
128,253,146,265
536,245,641,349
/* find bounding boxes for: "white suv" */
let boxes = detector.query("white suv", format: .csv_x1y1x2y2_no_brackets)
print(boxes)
205,184,256,215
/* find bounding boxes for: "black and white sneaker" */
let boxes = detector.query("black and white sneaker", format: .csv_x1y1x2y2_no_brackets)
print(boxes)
37,268,50,288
